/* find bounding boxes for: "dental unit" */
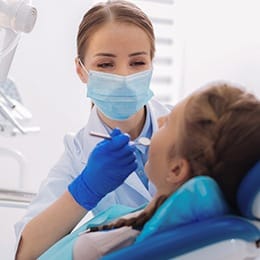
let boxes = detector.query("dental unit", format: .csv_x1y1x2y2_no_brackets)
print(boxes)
0,0,38,206
0,0,39,136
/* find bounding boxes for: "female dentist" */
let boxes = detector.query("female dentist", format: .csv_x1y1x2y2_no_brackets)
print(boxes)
15,1,170,259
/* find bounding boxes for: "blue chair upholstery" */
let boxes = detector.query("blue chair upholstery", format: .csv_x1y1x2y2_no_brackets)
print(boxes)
102,162,260,260
237,161,260,220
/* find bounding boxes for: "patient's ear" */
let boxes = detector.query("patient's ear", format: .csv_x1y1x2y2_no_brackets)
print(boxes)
167,158,190,184
75,58,88,83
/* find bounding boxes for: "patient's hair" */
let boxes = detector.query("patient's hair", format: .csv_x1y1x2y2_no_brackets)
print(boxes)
77,0,155,62
176,82,260,211
91,82,260,232
90,195,168,232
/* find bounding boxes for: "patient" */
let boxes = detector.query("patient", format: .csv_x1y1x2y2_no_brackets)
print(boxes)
41,82,260,260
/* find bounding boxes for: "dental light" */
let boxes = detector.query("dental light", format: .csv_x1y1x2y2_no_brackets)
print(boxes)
0,0,39,135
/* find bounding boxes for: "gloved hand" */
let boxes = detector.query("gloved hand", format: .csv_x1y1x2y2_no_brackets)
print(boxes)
68,128,137,210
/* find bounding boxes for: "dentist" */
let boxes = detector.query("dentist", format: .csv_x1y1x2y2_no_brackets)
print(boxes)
15,1,170,259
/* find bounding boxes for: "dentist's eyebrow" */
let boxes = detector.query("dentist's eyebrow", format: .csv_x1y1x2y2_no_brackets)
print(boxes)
129,51,148,57
93,52,148,57
94,53,116,57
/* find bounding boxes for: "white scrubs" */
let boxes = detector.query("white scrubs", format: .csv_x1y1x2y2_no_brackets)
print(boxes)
14,98,170,249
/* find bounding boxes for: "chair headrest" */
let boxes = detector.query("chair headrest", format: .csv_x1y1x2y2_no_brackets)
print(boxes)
237,161,260,220
136,176,229,243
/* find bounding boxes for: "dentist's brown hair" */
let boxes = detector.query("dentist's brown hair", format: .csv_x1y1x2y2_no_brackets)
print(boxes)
77,0,155,62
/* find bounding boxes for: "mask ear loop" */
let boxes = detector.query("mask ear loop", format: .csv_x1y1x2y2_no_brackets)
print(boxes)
78,58,95,109
78,58,89,75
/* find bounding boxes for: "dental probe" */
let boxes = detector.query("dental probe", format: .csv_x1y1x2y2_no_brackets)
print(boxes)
89,131,151,146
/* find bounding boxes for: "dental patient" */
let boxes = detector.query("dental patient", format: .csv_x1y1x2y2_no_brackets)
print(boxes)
40,82,260,260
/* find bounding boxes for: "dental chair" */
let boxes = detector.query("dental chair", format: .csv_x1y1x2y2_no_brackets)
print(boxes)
102,161,260,260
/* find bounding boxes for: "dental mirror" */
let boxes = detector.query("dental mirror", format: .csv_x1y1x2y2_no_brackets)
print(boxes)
89,131,151,146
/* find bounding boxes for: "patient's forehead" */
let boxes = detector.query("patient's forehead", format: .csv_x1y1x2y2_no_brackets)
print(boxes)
169,96,189,121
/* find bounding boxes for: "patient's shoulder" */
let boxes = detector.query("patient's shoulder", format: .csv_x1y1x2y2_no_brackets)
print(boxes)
73,227,140,260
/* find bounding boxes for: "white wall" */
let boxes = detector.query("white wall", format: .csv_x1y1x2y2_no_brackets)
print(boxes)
0,1,93,192
175,0,260,100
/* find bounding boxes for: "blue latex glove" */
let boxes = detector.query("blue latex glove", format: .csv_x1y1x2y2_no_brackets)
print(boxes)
68,128,137,210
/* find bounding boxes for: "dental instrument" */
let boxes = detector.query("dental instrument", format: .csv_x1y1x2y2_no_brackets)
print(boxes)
89,131,151,146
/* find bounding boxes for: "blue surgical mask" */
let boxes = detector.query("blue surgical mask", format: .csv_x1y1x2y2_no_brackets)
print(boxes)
80,61,154,120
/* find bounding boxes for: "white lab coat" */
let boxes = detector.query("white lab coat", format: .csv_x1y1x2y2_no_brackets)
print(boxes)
14,98,170,248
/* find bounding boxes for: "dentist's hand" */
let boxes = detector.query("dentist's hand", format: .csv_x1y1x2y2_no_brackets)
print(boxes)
68,128,137,210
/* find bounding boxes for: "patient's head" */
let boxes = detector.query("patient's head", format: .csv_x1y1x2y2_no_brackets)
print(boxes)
91,82,259,232
146,82,260,210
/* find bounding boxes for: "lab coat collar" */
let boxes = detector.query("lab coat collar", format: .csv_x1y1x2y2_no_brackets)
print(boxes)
149,98,167,133
80,106,109,164
80,106,152,201
80,99,170,201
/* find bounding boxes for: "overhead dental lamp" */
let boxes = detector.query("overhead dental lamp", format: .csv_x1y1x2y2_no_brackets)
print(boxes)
0,0,39,135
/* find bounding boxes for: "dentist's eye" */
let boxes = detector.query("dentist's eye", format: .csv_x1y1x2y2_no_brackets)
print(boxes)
130,61,146,66
97,63,114,68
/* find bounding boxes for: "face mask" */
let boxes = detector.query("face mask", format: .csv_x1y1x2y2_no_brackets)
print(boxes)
81,63,154,120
